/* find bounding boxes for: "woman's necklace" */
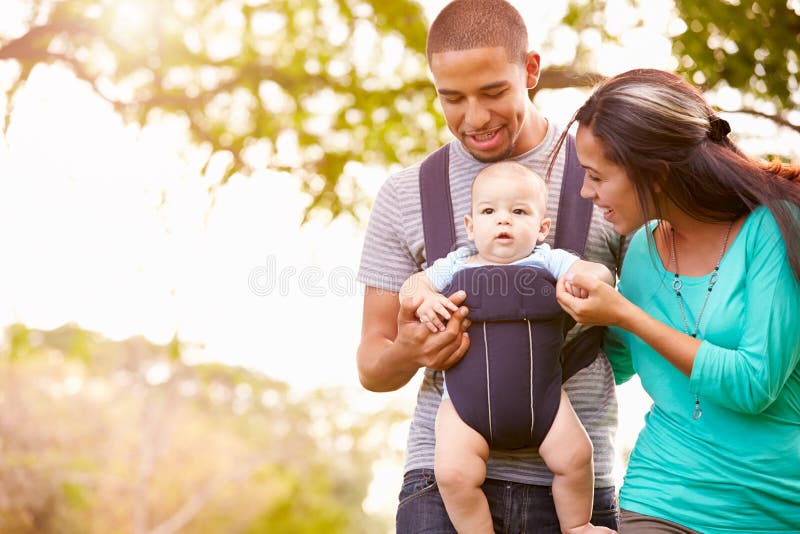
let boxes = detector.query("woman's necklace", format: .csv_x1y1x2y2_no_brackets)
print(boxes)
669,220,733,420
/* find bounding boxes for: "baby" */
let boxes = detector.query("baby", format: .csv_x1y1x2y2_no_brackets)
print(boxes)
401,161,615,534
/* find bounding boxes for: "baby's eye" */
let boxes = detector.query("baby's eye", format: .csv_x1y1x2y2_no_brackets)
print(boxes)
512,208,527,215
481,208,494,215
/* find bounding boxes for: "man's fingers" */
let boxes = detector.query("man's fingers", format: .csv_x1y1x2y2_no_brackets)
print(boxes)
399,294,424,322
428,305,472,368
439,332,470,370
446,290,467,306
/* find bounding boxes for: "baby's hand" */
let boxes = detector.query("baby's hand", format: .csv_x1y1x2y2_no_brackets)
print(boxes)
564,276,589,299
416,293,460,333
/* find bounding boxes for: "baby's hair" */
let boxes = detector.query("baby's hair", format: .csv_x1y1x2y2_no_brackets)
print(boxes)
473,161,545,190
471,161,548,211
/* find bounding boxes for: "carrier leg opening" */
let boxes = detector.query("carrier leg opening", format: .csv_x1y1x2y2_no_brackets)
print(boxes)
434,399,493,534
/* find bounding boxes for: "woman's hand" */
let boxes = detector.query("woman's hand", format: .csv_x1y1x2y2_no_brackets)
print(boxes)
556,273,633,327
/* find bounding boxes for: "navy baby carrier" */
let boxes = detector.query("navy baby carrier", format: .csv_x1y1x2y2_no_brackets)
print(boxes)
420,136,605,450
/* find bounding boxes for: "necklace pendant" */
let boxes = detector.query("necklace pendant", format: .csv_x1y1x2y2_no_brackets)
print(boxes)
693,394,702,420
672,277,683,291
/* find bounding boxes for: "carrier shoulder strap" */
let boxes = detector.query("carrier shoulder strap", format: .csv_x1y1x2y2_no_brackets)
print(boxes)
419,144,455,264
553,135,593,257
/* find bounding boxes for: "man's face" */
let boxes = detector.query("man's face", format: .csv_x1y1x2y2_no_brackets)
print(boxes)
430,46,539,162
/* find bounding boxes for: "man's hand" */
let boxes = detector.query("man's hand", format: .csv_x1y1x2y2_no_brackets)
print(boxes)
358,286,472,391
397,290,471,371
414,290,461,333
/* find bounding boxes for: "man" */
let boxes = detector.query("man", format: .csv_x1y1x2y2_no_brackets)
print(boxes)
357,1,626,531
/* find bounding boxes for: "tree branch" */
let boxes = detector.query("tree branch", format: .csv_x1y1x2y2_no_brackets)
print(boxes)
145,456,270,534
725,107,800,134
533,68,800,135
535,67,605,92
0,20,97,60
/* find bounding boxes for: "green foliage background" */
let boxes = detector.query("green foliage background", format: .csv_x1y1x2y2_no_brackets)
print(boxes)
0,324,405,533
1,0,798,222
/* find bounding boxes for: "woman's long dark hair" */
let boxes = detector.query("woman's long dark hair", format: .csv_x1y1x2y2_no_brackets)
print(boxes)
551,68,800,280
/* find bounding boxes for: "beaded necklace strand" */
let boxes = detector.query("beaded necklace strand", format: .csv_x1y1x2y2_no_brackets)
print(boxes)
668,220,734,420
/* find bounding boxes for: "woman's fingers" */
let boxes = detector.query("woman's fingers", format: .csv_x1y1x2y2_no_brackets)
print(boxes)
556,275,579,312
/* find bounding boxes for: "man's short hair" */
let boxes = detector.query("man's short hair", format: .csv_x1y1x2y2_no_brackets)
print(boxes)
426,0,529,64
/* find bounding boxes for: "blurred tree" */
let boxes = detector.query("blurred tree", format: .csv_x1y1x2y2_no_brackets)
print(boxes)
0,0,439,222
0,0,798,222
0,324,405,533
672,0,800,131
557,0,800,132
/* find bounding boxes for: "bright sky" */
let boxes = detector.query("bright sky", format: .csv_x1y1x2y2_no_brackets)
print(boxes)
1,0,798,524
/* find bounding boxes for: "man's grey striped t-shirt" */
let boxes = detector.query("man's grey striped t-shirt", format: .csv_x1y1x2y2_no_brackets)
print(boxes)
357,123,626,488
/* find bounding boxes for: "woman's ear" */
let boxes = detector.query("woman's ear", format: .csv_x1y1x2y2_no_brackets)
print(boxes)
653,160,670,193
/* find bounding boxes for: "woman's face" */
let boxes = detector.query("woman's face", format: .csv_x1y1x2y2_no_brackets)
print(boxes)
576,124,646,235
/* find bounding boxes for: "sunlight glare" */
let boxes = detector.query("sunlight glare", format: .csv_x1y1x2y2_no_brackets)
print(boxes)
0,0,31,37
202,1,245,61
112,0,152,37
363,460,404,515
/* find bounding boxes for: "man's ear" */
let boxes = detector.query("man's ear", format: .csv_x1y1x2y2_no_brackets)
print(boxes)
538,216,552,242
524,51,541,90
464,214,474,240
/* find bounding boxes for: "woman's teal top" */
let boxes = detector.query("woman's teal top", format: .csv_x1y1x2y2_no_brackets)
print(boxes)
607,206,800,533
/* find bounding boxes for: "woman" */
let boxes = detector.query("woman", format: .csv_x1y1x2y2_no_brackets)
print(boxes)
555,69,800,533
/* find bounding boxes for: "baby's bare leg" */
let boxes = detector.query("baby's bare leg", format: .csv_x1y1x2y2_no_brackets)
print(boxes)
538,390,616,534
434,399,493,534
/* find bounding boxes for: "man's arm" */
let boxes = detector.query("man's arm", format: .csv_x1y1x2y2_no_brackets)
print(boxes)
356,286,471,392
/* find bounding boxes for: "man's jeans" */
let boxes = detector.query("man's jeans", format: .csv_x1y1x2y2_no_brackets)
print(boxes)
396,468,618,533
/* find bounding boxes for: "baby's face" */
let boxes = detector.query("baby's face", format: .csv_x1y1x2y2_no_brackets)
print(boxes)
465,166,550,264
